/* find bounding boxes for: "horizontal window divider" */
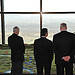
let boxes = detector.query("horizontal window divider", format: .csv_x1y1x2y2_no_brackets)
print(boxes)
1,12,75,14
2,12,41,14
42,12,75,14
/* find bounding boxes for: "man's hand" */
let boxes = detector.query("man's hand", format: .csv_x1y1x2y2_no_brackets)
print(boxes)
62,56,70,61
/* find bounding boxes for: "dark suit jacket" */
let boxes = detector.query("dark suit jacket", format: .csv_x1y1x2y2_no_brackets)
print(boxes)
34,37,54,64
53,31,75,64
8,33,25,62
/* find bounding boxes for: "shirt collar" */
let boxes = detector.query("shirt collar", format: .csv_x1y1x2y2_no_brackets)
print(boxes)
41,36,46,38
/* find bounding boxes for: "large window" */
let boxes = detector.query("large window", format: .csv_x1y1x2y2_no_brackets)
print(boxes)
0,0,75,74
1,0,75,44
5,14,40,44
42,14,75,40
0,15,1,44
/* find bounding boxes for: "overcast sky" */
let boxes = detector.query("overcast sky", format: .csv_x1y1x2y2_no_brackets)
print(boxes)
4,0,40,12
4,0,75,12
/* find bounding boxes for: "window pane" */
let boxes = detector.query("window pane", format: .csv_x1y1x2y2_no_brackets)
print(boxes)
43,0,75,12
4,0,40,12
42,14,75,40
4,14,40,73
5,14,40,44
0,14,1,44
0,0,1,12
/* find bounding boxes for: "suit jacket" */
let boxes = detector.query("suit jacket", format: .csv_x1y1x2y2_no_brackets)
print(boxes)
53,31,75,64
34,37,54,64
8,33,25,62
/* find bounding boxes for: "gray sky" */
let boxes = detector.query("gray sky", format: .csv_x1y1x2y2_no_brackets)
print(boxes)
0,0,1,11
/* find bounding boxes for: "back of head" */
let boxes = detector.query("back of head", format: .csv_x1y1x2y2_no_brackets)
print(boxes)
60,23,67,31
41,28,48,36
13,26,19,34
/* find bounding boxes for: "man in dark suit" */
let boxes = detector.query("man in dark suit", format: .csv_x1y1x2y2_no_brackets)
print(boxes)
53,23,75,75
34,28,54,75
8,26,25,75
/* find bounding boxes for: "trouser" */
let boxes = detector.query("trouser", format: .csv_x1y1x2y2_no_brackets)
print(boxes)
11,61,23,75
36,62,51,75
56,62,73,75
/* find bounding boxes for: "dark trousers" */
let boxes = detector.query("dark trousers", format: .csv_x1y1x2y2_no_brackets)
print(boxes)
11,61,23,75
36,62,51,75
56,62,73,75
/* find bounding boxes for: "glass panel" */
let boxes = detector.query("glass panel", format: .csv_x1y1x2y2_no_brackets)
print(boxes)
42,14,75,41
5,14,40,44
43,0,75,12
0,14,1,44
0,0,1,12
2,14,40,73
4,0,40,12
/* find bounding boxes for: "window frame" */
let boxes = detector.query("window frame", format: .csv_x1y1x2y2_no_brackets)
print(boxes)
1,0,75,44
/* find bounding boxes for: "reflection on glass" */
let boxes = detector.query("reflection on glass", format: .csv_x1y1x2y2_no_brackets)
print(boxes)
43,0,75,12
5,14,40,44
42,14,75,40
4,0,40,12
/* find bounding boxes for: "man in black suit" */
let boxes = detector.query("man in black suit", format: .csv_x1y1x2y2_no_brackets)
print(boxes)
53,23,75,75
8,26,25,75
34,28,54,75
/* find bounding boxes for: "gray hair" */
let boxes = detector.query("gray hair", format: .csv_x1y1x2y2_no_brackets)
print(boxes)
13,26,19,32
60,23,67,28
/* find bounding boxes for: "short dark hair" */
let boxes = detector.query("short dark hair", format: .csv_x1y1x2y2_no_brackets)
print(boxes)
41,28,48,36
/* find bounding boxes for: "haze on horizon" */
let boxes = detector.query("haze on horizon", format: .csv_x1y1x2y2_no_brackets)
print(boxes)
0,0,75,44
3,14,75,44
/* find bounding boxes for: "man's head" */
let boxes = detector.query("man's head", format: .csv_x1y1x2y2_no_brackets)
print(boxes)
60,23,67,31
41,28,48,37
13,26,19,35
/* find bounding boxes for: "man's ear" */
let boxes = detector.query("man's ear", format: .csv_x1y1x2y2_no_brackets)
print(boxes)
45,33,48,37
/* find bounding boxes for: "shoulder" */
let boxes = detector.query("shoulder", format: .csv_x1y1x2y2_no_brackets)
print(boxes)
69,32,75,35
46,38,52,43
8,35,11,39
48,39,53,45
34,38,41,45
34,38,40,43
53,32,61,38
18,36,23,39
66,31,75,36
17,36,24,41
8,34,13,39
